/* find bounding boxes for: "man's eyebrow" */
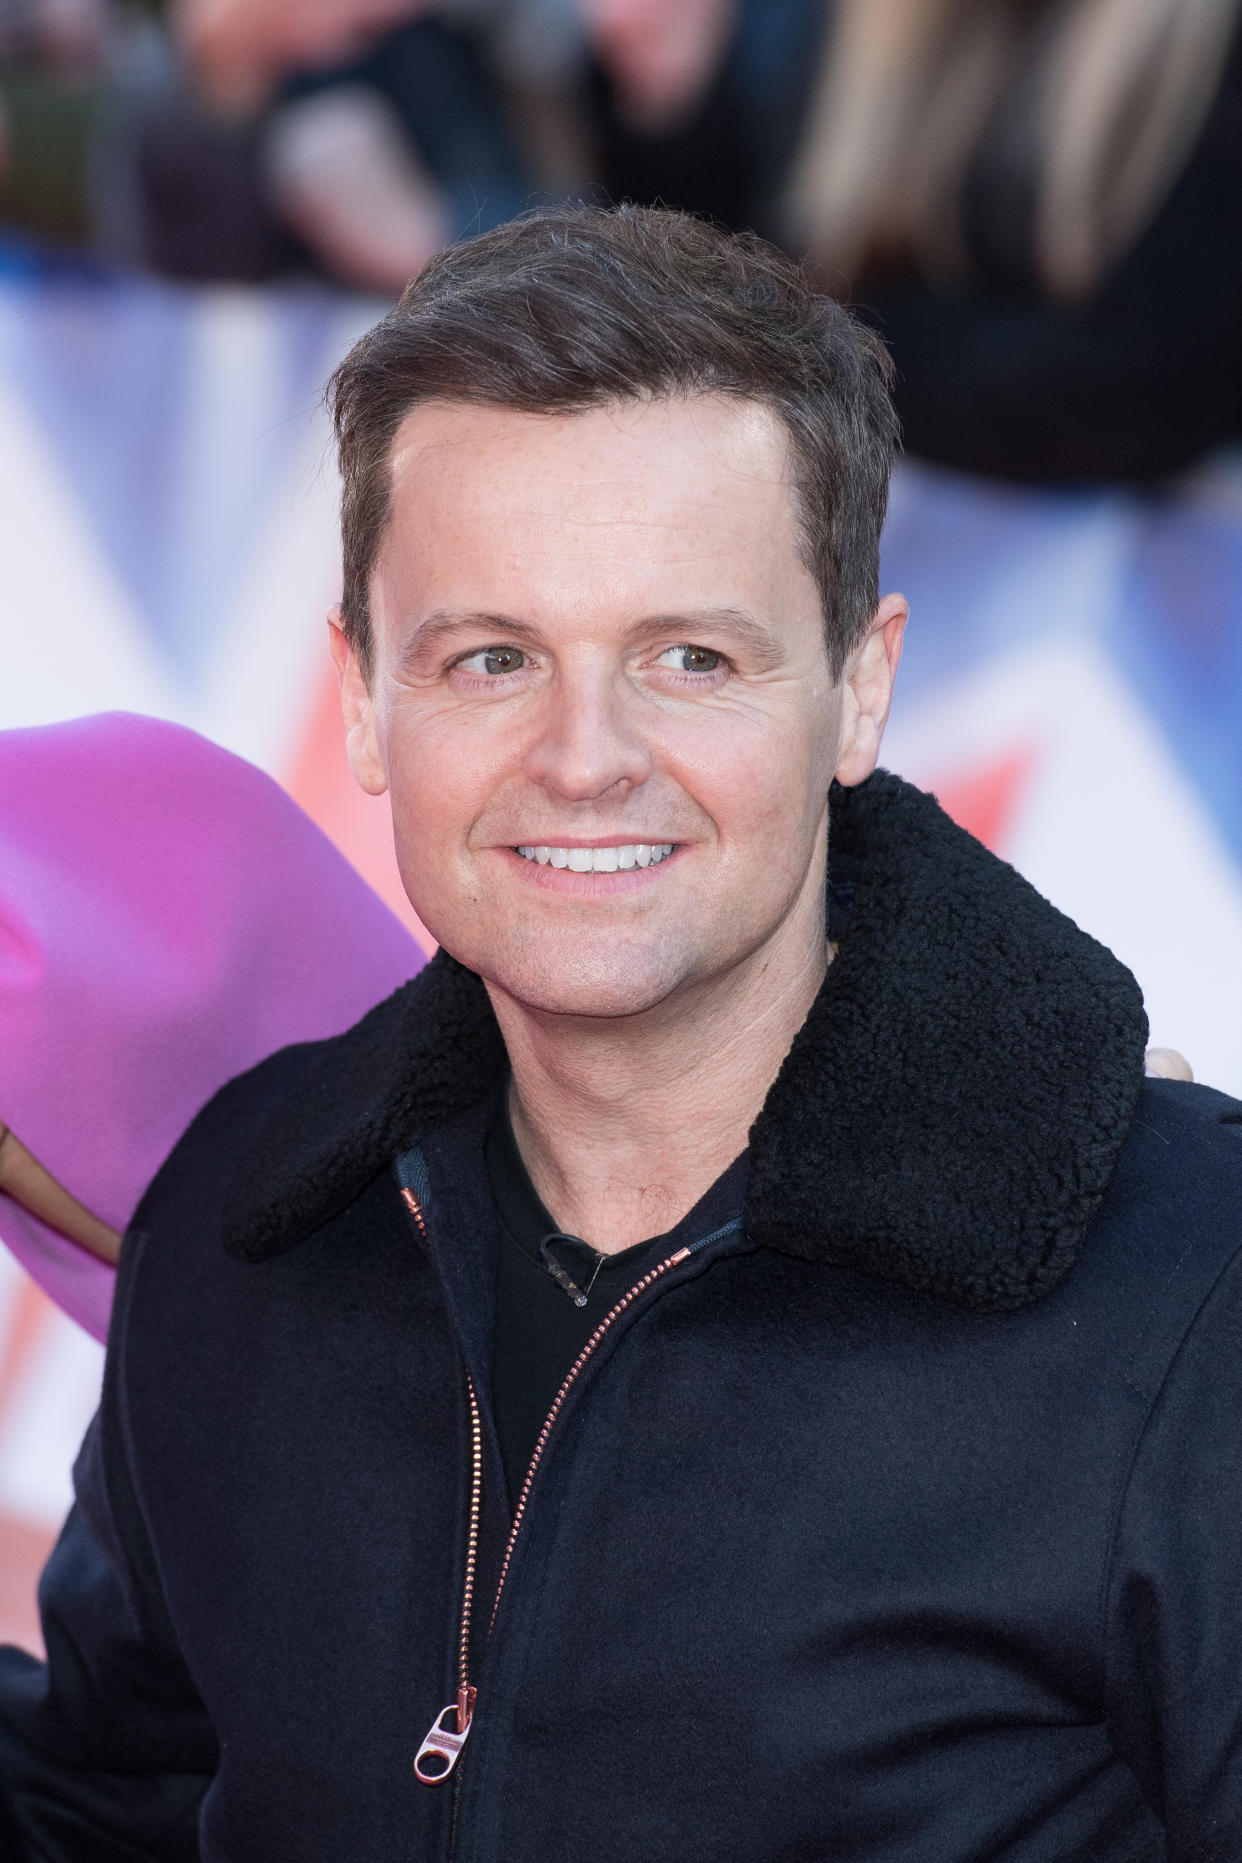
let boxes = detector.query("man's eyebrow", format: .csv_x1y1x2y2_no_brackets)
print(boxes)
401,611,544,662
625,608,785,664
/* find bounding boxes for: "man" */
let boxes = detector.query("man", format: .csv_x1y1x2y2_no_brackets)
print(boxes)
2,206,1240,1861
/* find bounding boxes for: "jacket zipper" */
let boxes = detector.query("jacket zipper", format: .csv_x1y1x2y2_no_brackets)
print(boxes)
487,1242,694,1639
405,1185,482,1785
403,1181,721,1785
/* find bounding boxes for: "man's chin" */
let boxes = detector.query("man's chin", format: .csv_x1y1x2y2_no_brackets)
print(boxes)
454,941,700,1024
484,968,683,1023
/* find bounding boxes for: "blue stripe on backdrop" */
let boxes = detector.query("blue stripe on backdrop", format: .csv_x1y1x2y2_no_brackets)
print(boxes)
0,253,348,688
881,459,1242,872
1119,500,1242,873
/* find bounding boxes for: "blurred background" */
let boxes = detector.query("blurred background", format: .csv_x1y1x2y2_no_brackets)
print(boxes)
1,0,1240,1650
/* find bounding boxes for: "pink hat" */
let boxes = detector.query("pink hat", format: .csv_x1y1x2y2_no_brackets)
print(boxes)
0,713,423,1340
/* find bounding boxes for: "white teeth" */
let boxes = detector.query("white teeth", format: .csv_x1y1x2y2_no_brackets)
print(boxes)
514,842,677,872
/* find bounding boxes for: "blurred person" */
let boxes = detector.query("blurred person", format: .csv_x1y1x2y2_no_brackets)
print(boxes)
175,0,429,111
174,0,790,298
587,0,824,238
581,0,737,130
0,0,165,254
587,0,1242,483
0,0,505,288
0,0,295,281
173,0,453,292
151,0,543,291
785,0,1242,480
262,8,536,297
1,206,1240,1862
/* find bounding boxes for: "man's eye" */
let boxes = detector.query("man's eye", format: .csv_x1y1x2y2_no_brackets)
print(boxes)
460,646,527,676
655,645,722,674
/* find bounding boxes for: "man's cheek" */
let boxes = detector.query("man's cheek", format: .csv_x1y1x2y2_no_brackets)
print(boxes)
386,735,468,841
721,758,806,838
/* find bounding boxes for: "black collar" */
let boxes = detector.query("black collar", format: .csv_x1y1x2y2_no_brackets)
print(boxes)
222,772,1147,1312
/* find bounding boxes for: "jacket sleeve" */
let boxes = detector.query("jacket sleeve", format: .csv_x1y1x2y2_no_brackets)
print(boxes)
0,1236,216,1861
1105,1206,1242,1858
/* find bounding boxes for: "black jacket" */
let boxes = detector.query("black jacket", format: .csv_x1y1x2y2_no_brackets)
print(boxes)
2,772,1241,1862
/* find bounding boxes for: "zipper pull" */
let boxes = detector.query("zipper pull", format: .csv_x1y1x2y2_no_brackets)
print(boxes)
413,1686,476,1784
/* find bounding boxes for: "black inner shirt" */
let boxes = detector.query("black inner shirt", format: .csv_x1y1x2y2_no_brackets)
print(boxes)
485,1091,748,1506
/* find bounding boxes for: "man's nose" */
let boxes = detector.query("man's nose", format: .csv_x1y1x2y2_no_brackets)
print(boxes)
523,665,653,802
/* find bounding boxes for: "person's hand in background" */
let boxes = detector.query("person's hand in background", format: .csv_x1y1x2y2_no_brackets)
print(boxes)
264,85,449,296
1145,1047,1194,1081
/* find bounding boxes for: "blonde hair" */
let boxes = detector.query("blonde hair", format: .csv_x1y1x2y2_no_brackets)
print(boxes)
788,0,1240,299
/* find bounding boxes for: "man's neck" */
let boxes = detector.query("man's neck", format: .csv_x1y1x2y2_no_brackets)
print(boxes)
488,924,830,1254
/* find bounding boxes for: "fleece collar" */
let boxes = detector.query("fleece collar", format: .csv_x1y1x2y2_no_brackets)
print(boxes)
222,772,1148,1312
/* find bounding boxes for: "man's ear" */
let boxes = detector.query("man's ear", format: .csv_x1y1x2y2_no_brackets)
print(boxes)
327,607,388,797
834,592,908,788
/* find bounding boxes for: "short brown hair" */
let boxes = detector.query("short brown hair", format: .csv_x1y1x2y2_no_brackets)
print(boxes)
327,205,898,680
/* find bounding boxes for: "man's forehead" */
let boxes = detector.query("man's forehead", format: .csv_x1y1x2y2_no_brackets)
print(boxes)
383,393,796,503
371,398,813,631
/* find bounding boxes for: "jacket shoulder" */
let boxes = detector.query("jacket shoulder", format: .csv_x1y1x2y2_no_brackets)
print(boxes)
130,983,418,1240
1085,1077,1242,1398
1115,1075,1242,1195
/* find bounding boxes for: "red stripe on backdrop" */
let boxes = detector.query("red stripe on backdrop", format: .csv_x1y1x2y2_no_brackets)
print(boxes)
0,1512,52,1657
283,656,436,957
927,748,1036,855
0,1279,60,1654
0,1276,46,1424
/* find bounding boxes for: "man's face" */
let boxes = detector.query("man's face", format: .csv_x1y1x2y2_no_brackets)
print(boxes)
338,395,892,1019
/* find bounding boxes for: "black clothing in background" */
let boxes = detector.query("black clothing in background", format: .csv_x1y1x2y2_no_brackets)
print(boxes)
485,1094,747,1505
597,0,1242,485
853,16,1242,484
589,0,825,245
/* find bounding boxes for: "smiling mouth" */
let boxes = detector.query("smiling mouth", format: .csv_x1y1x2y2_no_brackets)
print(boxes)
514,843,676,872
